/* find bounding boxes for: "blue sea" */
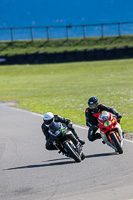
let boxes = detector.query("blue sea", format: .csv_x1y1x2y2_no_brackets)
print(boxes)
1,0,133,41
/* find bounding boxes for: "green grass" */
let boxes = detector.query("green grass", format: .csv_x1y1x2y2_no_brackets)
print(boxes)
1,35,133,56
0,59,133,133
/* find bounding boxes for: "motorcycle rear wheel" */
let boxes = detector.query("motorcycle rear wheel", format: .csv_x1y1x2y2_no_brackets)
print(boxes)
63,142,81,162
110,132,123,154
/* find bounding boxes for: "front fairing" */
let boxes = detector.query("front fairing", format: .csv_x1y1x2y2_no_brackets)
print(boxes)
98,112,123,152
98,113,119,134
48,122,67,141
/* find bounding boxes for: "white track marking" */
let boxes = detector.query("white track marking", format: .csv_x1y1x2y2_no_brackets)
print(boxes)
123,139,133,144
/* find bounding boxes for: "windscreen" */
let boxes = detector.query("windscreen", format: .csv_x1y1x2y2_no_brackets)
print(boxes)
99,111,110,121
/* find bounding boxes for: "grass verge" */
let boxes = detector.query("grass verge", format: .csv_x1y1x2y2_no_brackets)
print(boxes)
1,35,133,56
0,59,133,133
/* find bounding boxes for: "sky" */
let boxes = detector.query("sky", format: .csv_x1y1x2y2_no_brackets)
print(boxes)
1,0,133,28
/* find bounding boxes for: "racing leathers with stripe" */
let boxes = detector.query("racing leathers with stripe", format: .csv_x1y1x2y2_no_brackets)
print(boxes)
85,104,121,142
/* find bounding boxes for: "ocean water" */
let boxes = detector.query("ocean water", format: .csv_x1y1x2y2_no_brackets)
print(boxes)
1,0,133,41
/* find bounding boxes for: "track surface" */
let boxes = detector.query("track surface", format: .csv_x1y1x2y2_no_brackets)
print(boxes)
0,103,133,200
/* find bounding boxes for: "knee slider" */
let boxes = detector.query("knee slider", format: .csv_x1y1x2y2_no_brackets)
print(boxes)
88,135,95,142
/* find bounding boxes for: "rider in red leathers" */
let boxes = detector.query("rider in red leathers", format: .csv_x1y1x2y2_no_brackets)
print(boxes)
85,97,122,142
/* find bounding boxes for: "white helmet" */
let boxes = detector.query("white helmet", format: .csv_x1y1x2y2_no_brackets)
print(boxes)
43,112,54,127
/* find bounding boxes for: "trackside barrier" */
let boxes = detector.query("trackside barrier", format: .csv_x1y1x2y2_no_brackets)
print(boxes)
1,46,133,65
0,21,133,42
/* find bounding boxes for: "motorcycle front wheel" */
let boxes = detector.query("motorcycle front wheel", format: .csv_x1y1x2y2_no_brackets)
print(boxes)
80,151,85,160
110,132,123,154
63,142,81,162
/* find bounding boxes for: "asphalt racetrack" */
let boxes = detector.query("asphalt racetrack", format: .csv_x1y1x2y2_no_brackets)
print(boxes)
0,103,133,200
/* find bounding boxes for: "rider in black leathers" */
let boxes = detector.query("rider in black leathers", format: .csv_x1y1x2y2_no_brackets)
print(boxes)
41,112,85,150
85,97,122,142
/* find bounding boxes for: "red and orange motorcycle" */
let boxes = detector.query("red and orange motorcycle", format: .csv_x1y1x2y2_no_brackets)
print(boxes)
98,111,124,154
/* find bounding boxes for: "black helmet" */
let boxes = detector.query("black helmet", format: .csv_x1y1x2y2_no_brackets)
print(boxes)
88,96,99,111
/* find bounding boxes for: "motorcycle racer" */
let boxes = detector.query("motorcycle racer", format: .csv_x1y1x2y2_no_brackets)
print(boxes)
85,96,122,142
41,112,85,150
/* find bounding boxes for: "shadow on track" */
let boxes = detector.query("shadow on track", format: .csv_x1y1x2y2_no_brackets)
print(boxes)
43,157,71,162
85,152,117,159
5,152,116,171
4,158,75,171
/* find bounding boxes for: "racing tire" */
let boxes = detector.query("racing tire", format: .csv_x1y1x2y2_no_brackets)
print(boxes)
63,142,81,162
80,151,85,160
110,132,123,154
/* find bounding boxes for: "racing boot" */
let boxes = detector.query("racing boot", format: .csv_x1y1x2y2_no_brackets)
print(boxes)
78,138,85,145
94,133,101,140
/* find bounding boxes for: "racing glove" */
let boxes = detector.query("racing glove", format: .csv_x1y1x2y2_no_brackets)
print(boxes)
117,114,122,119
67,121,73,129
117,114,122,123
